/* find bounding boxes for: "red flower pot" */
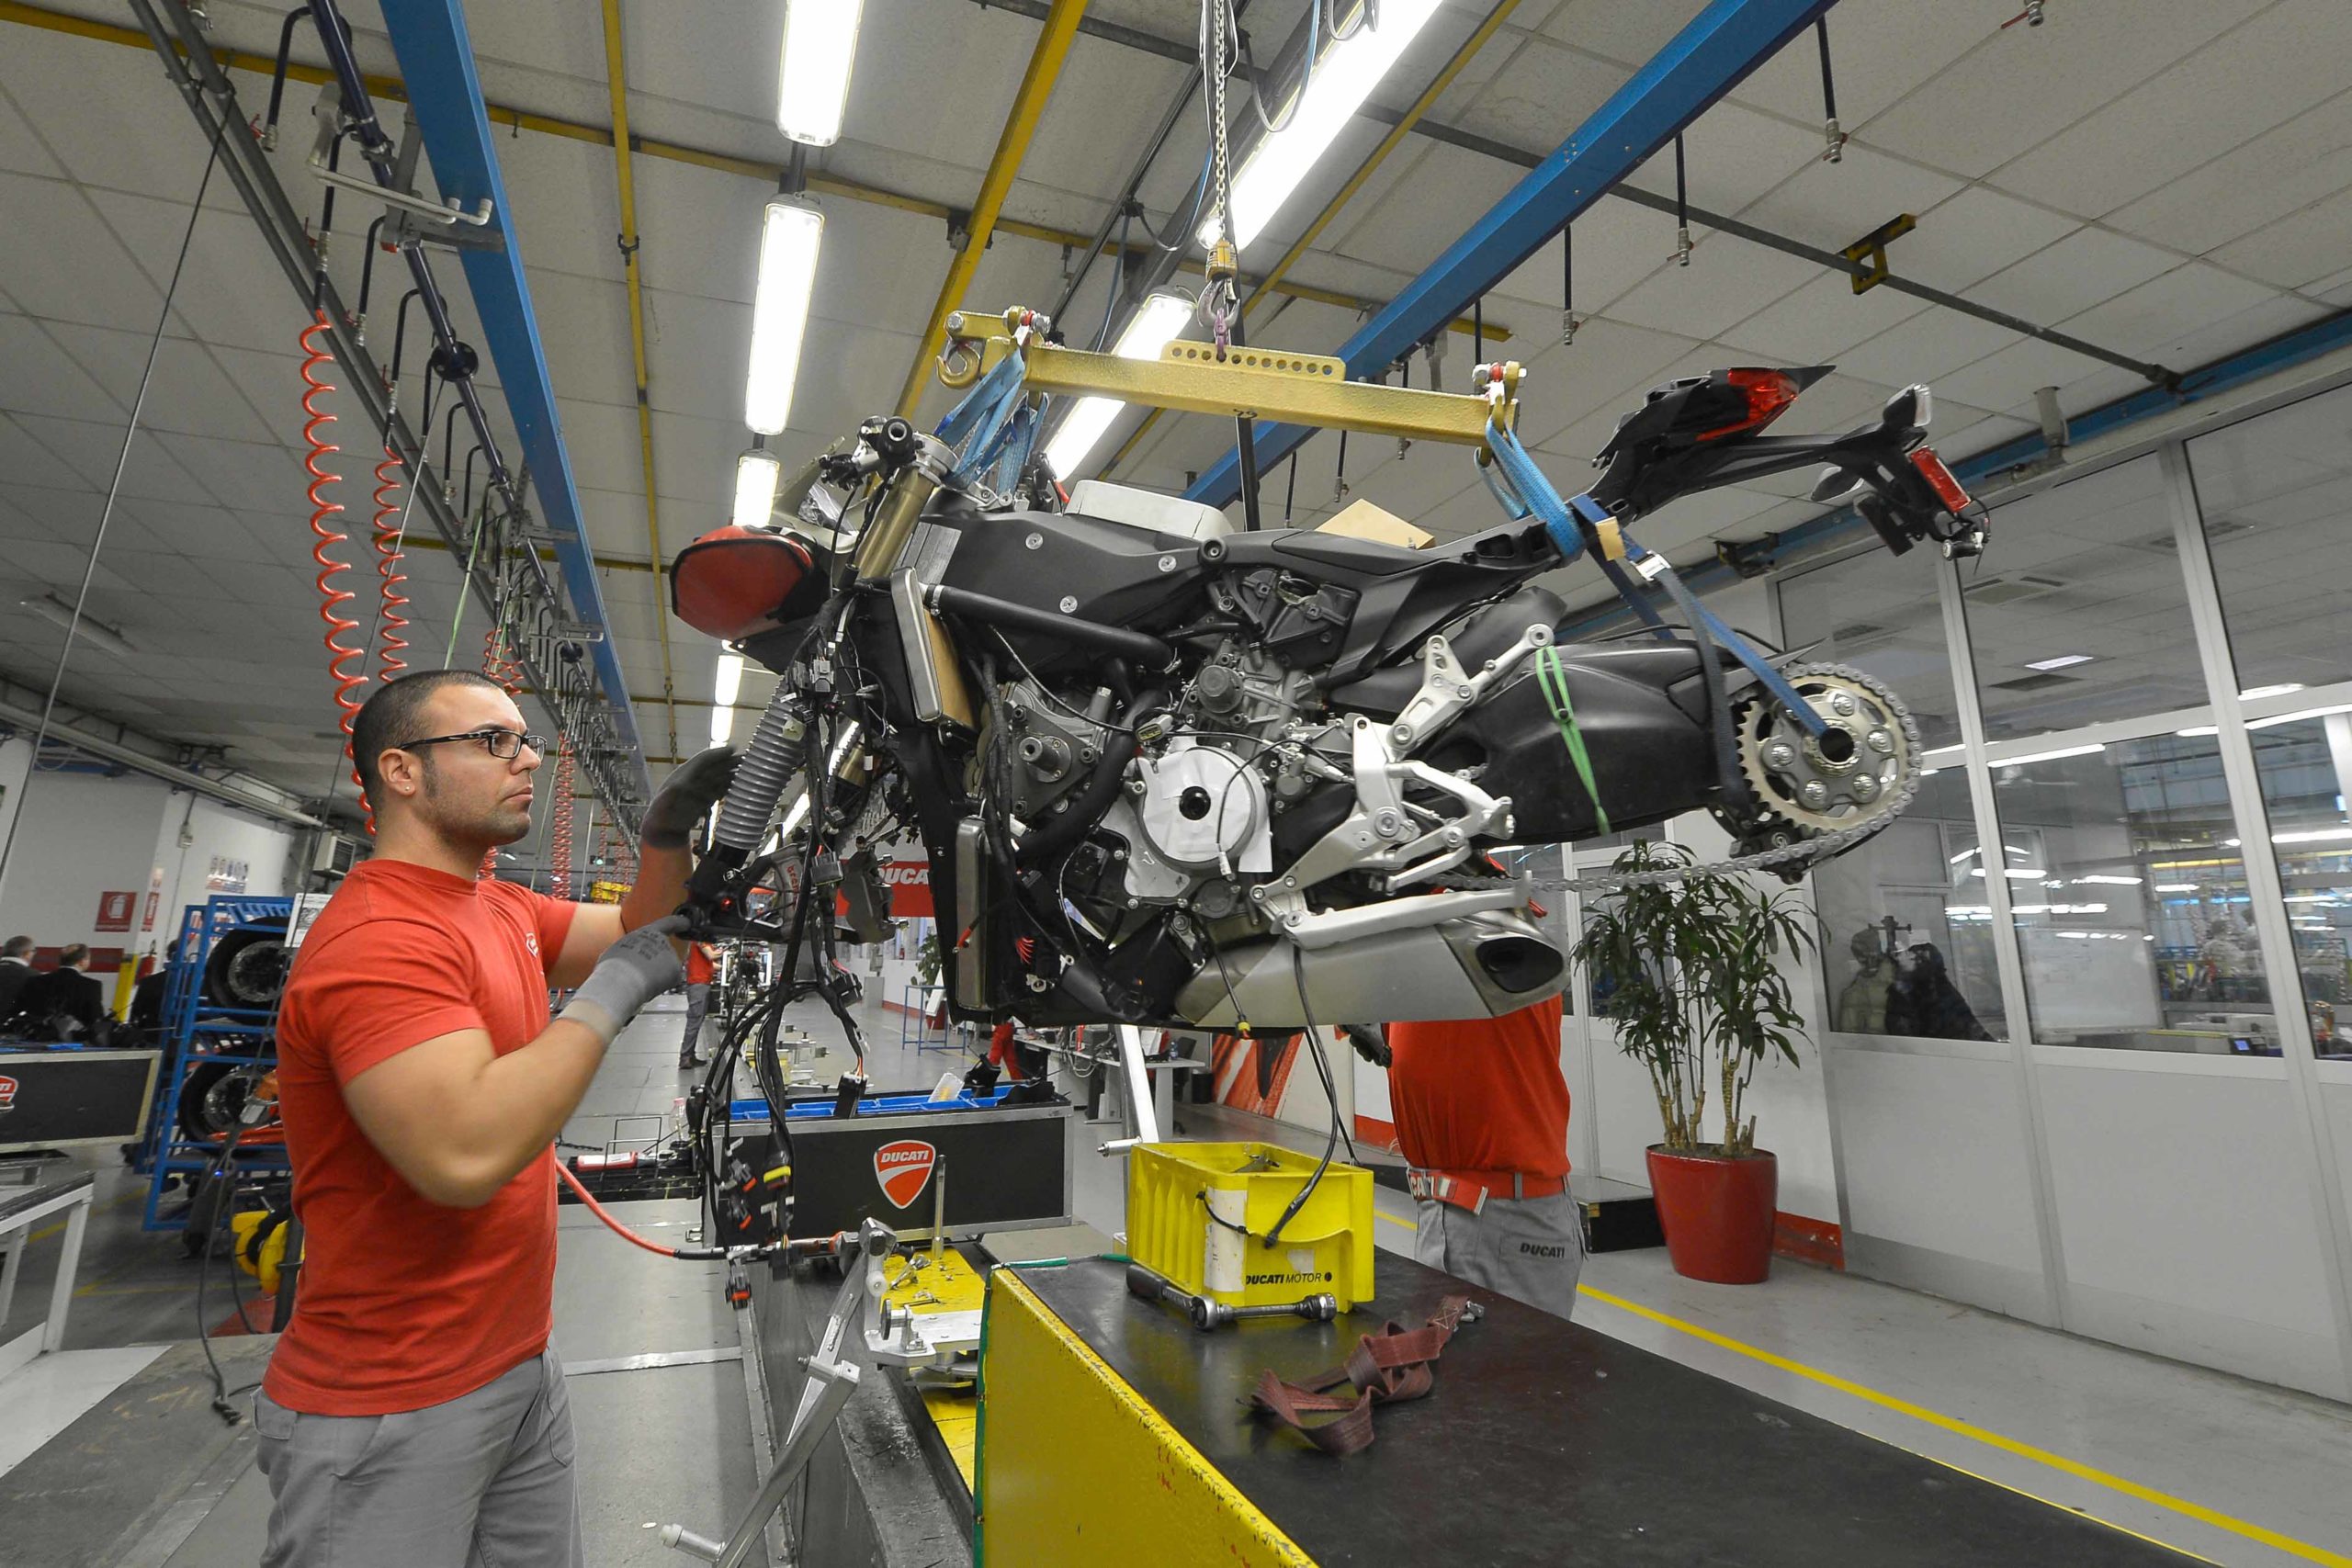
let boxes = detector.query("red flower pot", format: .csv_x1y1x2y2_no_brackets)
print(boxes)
1645,1145,1777,1284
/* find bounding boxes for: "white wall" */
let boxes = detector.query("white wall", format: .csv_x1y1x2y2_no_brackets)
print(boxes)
2037,1055,2346,1396
1826,1040,2056,1323
0,767,172,964
0,768,297,970
0,736,29,874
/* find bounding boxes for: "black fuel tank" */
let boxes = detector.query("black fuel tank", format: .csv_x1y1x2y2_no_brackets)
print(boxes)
926,492,1211,670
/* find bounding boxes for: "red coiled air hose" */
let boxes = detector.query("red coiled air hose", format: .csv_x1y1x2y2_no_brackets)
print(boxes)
301,312,369,816
549,740,576,896
370,445,410,682
477,626,527,880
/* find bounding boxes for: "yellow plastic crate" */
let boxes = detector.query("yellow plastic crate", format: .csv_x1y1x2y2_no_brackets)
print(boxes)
1126,1142,1374,1310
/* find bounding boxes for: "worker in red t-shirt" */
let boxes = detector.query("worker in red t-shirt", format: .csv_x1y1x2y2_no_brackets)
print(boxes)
680,941,720,1068
1345,996,1582,1317
257,669,735,1568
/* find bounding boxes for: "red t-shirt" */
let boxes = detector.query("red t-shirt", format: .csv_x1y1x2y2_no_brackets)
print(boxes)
264,859,578,1416
1386,997,1570,1180
686,943,717,985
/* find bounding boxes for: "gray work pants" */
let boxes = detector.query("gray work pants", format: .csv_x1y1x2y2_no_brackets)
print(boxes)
681,982,712,1060
1412,1190,1586,1318
252,1346,582,1568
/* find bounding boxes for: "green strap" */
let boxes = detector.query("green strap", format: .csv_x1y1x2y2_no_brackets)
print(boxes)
1534,645,1609,836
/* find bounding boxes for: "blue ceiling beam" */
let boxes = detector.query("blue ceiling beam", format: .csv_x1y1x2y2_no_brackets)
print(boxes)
370,1,645,772
1186,0,1838,508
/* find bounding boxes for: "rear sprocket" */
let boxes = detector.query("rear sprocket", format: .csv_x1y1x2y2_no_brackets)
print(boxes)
1734,662,1919,838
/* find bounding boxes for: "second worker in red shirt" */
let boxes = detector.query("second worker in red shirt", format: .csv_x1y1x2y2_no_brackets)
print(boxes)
1347,997,1583,1318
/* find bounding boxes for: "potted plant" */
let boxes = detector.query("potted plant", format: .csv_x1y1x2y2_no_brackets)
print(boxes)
1571,840,1815,1283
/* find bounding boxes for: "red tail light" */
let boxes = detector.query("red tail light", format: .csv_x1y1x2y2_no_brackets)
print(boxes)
1697,368,1804,442
1909,447,1971,513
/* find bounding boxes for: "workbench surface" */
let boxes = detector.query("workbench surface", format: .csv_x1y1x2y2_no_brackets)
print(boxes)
1014,1256,2184,1567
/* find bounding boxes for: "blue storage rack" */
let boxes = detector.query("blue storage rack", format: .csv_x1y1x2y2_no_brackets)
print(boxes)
140,896,295,1232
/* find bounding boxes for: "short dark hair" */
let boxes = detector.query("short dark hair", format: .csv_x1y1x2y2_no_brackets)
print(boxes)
2,935,30,959
350,669,504,803
59,942,88,967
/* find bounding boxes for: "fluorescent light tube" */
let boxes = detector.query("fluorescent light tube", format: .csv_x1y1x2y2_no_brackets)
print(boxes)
776,0,865,147
2074,874,2143,885
1043,290,1195,479
2024,654,2094,671
710,654,744,747
20,592,136,658
1201,0,1445,250
745,197,824,435
733,447,782,528
2239,682,2305,700
2249,703,2352,731
1995,742,2106,767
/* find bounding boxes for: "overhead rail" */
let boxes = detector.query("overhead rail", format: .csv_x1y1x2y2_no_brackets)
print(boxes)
1183,0,1840,508
322,0,646,783
129,0,648,832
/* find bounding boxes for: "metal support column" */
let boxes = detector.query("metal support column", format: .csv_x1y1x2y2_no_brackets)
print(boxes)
1938,555,2070,1328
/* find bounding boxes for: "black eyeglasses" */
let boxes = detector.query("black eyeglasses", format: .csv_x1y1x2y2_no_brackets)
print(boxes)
397,728,547,761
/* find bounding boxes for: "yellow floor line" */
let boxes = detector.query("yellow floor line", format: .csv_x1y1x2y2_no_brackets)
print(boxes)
1374,1209,1415,1229
1577,1285,2348,1568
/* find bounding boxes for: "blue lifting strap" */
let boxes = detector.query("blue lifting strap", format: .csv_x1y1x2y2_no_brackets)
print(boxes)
934,350,1036,491
1481,419,1824,736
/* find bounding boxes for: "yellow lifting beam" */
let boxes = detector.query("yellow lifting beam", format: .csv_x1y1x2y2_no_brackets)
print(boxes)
939,307,1521,453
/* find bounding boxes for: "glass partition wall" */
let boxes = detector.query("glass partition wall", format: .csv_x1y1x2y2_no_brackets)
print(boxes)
1770,376,2352,1397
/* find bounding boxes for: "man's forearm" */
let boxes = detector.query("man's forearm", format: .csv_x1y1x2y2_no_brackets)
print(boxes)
618,841,693,933
473,1019,607,1180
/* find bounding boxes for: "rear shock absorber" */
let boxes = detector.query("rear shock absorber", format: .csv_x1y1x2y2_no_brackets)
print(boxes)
370,446,410,681
686,688,808,908
300,312,368,802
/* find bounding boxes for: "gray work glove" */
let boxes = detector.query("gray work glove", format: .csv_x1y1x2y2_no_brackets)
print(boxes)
559,915,688,1046
640,746,739,850
1341,1023,1391,1069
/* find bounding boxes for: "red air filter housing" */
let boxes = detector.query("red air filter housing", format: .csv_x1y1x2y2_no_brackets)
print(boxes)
671,526,819,642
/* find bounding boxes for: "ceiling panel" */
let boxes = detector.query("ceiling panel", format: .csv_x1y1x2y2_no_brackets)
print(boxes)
1988,0,2352,221
1725,0,1989,132
1603,232,1815,340
0,314,126,426
0,171,161,328
1857,0,2266,180
2100,89,2352,259
1734,140,1963,253
1443,31,1630,154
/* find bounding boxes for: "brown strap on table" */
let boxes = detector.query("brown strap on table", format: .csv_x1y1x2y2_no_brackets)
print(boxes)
1249,1295,1477,1456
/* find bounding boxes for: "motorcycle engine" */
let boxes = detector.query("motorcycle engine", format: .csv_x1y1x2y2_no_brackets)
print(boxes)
1002,639,1336,919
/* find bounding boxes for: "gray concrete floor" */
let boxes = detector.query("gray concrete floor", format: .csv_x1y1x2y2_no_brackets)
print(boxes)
4,990,2349,1566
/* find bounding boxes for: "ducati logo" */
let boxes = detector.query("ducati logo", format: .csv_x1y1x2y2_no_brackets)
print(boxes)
0,1075,16,1114
873,1139,937,1208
